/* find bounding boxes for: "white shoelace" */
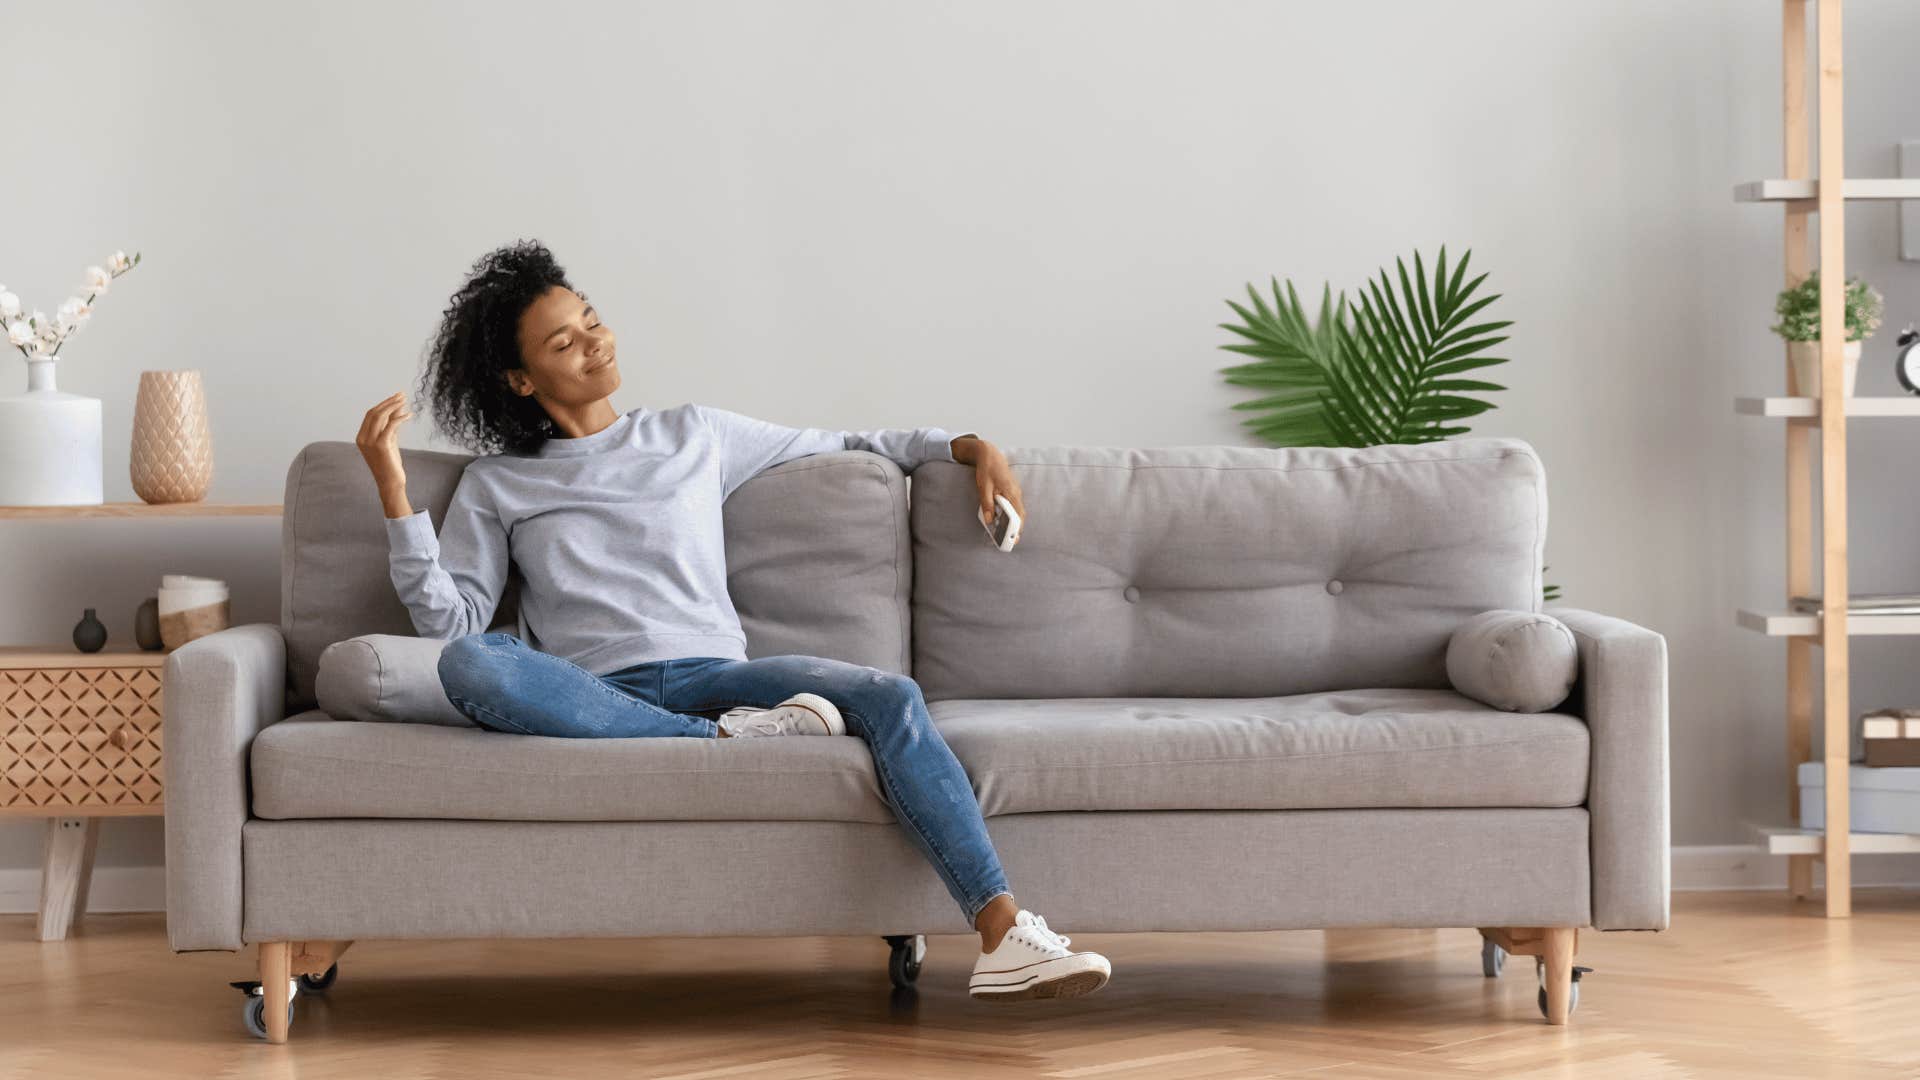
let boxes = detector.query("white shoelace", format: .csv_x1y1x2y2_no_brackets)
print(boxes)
1023,913,1072,952
726,710,795,737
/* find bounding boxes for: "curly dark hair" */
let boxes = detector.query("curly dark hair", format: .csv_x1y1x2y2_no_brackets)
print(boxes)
417,239,586,456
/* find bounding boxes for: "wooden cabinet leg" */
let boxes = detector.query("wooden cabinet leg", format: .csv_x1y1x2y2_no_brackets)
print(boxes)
260,942,291,1044
36,817,101,942
1541,927,1575,1025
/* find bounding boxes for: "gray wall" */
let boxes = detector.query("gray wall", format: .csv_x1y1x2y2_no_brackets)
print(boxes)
2,0,1917,876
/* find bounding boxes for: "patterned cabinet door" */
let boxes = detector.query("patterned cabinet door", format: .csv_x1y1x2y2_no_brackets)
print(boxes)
1,664,165,815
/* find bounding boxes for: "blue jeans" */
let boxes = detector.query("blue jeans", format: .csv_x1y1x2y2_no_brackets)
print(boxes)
435,632,1011,926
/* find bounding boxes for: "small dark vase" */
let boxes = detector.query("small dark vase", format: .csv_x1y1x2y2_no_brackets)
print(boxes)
135,597,163,650
72,608,107,653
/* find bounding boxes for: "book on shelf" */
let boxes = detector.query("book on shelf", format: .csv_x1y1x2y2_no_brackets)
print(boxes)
1789,593,1920,616
1861,708,1920,768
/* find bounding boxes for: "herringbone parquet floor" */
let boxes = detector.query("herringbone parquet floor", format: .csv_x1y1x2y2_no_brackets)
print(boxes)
2,890,1915,1078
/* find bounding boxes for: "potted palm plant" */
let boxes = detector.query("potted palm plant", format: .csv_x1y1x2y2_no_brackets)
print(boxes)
1773,269,1882,397
1217,246,1562,602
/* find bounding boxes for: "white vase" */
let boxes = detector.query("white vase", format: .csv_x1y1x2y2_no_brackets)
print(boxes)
0,359,103,506
1788,339,1862,397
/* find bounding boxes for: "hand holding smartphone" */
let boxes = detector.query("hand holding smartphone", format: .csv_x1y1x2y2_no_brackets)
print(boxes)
980,493,1022,552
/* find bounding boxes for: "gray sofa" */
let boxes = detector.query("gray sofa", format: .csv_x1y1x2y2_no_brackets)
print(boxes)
163,435,1668,1040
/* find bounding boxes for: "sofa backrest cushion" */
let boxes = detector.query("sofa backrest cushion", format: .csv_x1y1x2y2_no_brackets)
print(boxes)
281,442,913,711
908,438,1547,701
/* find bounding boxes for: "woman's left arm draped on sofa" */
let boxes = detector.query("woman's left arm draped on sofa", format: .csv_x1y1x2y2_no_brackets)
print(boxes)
695,403,977,499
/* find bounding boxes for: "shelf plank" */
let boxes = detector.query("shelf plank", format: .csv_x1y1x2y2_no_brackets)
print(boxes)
1734,178,1920,201
1737,608,1920,637
0,502,282,520
0,646,170,669
1736,396,1920,418
1751,820,1920,856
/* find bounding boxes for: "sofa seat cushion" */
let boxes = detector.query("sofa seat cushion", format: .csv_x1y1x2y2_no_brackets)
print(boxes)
928,688,1589,816
250,709,895,823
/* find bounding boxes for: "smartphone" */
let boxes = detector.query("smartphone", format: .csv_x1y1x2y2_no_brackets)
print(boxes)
981,493,1022,551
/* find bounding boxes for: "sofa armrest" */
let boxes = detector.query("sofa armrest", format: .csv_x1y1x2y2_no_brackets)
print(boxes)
162,622,287,951
1548,607,1669,931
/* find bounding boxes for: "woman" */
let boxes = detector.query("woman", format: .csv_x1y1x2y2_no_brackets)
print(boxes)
354,240,1110,1002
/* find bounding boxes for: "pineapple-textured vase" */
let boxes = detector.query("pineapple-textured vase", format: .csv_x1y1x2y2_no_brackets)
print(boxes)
130,369,212,504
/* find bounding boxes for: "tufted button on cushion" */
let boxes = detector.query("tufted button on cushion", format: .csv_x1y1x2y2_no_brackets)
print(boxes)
1326,579,1345,596
1122,585,1141,603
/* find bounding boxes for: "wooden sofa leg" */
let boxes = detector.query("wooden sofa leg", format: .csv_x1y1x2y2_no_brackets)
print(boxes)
1479,926,1581,1025
1541,927,1574,1025
260,942,291,1043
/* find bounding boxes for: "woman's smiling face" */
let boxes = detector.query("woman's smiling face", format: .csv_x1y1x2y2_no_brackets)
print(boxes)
507,285,619,404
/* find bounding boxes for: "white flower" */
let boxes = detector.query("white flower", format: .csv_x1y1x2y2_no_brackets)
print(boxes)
0,292,17,319
7,321,32,346
85,266,110,293
57,297,89,325
37,325,58,349
106,251,131,273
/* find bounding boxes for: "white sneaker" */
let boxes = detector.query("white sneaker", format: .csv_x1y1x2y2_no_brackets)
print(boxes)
969,909,1111,1002
716,692,846,737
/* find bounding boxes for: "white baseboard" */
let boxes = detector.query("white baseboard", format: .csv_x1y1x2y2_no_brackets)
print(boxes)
0,865,166,915
3,848,1915,916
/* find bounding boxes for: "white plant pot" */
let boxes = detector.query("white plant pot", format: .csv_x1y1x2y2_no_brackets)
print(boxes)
0,359,104,506
1788,339,1862,397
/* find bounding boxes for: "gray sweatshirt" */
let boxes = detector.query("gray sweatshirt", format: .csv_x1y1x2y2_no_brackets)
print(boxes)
385,402,972,675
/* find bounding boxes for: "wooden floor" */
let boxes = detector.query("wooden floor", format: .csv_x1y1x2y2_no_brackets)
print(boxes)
3,890,1916,1078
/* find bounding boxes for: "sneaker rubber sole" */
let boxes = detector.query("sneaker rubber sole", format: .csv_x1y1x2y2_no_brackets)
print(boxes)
781,692,845,735
969,957,1111,1002
721,692,846,736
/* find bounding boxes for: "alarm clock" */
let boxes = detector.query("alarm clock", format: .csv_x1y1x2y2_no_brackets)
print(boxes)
1898,326,1920,395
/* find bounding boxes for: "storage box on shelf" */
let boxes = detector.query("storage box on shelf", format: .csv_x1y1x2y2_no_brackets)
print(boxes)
1798,763,1920,835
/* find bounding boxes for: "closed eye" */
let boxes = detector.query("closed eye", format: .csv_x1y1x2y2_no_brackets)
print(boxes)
554,309,602,351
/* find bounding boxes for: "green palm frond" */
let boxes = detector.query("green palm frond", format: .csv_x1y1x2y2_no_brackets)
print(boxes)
1218,246,1510,447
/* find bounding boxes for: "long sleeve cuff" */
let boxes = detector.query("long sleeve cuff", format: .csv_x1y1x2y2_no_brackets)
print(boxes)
927,429,978,464
385,508,439,556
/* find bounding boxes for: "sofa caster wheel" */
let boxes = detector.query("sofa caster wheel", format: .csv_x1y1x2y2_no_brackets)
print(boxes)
1534,963,1590,1019
298,963,338,993
242,992,295,1040
884,934,925,989
1480,938,1506,977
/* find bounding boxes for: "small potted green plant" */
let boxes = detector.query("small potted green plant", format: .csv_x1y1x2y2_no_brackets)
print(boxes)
1772,269,1883,396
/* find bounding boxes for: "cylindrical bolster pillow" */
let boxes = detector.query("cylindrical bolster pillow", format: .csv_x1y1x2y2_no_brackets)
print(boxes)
1446,610,1578,713
316,633,474,727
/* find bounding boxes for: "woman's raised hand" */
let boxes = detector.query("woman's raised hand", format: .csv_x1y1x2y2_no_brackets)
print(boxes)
357,392,416,517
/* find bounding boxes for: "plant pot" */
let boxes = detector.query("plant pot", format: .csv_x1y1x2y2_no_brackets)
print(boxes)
130,369,213,504
1788,339,1862,397
0,359,104,506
